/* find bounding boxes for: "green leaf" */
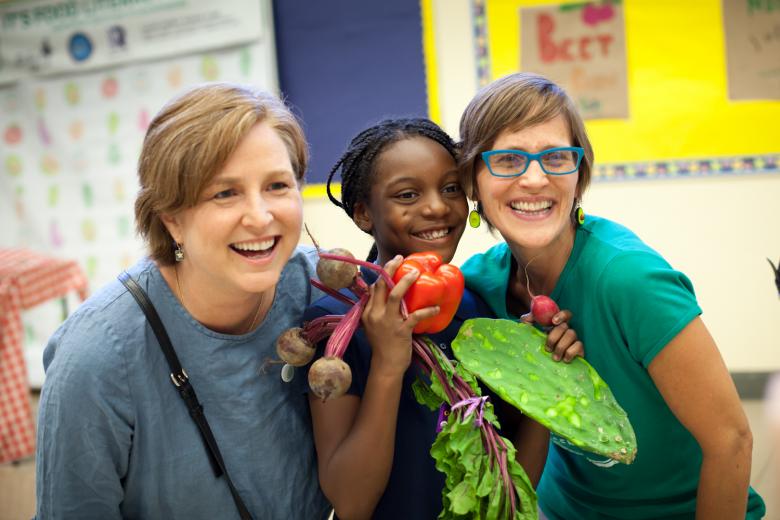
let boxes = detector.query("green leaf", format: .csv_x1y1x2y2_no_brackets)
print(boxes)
448,479,478,515
452,318,637,464
412,375,444,411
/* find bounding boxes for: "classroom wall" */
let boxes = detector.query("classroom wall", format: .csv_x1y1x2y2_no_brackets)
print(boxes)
2,0,778,377
302,0,780,373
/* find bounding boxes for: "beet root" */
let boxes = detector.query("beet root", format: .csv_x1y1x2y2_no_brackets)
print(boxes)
308,356,352,401
531,295,560,327
276,327,316,367
316,248,358,290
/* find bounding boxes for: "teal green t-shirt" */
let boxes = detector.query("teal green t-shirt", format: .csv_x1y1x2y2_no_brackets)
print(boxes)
461,216,765,520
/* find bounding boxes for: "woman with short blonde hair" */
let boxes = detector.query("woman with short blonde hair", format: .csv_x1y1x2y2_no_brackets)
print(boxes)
36,83,331,520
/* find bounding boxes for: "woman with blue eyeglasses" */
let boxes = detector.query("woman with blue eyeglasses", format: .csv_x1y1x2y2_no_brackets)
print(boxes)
457,73,765,520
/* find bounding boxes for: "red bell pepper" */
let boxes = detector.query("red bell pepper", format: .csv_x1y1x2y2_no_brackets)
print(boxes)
391,252,465,334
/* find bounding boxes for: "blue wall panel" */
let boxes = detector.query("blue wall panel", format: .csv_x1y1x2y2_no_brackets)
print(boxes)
273,0,428,186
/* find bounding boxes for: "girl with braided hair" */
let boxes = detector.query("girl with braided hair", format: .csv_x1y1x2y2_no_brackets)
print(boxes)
304,118,584,519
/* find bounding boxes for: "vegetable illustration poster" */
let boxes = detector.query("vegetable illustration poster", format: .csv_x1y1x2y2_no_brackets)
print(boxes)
723,0,780,100
0,43,269,288
1,42,271,385
519,1,628,119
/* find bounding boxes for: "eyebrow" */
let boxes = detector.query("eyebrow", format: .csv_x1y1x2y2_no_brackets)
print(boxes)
496,144,571,153
209,170,295,185
384,170,460,188
384,176,420,188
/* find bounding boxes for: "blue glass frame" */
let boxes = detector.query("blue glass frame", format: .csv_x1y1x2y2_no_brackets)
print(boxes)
481,146,585,177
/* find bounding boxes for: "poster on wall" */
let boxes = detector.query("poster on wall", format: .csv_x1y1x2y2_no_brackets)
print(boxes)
1,0,276,388
519,1,628,119
723,0,780,100
0,0,263,85
1,42,273,286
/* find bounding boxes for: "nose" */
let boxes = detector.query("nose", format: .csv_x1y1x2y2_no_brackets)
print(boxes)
517,159,549,190
241,193,273,229
421,192,449,218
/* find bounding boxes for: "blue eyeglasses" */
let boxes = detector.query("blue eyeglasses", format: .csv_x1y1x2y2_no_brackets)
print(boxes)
481,147,584,177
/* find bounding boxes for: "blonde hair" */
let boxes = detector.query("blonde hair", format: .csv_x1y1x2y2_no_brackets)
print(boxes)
458,73,593,220
135,83,308,265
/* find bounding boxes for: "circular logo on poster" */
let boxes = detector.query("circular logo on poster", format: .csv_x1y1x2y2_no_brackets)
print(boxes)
68,33,93,62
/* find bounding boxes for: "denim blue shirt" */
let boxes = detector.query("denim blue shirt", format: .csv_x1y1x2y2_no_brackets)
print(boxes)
36,247,330,520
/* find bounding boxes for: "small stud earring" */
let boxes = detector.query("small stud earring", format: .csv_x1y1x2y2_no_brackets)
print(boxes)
468,202,481,229
174,243,184,262
575,201,585,226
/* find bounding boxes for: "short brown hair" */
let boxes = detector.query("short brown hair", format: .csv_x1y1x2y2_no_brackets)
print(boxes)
458,73,593,213
135,83,308,265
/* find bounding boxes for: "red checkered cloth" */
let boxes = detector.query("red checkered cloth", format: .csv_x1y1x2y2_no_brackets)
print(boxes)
0,249,88,464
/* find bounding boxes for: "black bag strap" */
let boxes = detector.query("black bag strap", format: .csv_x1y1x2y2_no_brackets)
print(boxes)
118,271,253,520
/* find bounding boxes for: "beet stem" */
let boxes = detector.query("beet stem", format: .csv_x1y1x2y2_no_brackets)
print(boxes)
309,278,357,306
324,294,369,358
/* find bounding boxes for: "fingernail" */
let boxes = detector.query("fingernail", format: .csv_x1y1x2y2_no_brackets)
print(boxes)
553,354,560,361
552,316,560,325
545,346,552,352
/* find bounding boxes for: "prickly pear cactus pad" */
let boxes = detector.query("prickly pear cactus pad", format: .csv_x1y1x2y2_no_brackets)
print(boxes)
452,318,637,464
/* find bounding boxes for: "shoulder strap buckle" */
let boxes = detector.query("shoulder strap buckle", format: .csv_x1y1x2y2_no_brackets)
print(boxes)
170,369,189,387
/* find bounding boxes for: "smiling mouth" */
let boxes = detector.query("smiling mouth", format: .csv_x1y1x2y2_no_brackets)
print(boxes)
412,228,452,241
509,200,553,214
230,238,277,258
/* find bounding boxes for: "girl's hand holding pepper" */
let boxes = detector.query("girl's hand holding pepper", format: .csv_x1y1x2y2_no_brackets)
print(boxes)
361,255,440,378
521,309,584,363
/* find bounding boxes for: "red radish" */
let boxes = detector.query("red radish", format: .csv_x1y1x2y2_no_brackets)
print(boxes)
275,327,315,367
530,295,560,327
308,357,352,401
523,258,560,326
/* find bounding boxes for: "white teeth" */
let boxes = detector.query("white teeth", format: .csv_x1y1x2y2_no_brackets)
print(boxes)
416,228,449,240
233,239,275,251
510,200,552,212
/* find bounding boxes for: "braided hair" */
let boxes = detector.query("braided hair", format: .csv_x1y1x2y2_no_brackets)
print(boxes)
326,118,458,261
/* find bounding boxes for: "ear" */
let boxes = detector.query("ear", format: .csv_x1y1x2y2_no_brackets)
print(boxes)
352,201,373,234
159,212,183,244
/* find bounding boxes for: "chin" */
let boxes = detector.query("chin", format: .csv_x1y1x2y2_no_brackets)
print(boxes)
247,269,283,292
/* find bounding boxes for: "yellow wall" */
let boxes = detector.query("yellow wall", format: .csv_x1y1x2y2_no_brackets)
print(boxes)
486,0,780,162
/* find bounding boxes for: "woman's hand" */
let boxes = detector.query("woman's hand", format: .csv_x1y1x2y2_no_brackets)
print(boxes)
522,309,583,362
361,255,440,377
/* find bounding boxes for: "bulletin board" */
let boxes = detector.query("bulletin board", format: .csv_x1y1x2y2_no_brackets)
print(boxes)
273,0,428,194
480,0,780,181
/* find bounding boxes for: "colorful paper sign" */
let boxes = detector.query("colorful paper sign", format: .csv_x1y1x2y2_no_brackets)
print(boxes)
520,1,628,119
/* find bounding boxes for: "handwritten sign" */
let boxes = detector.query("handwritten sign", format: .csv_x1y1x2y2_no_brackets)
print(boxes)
723,0,780,100
520,1,628,119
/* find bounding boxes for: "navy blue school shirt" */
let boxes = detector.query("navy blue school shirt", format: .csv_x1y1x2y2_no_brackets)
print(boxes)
303,267,494,520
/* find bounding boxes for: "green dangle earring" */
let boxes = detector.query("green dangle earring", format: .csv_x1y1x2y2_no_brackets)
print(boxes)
468,201,481,228
575,200,585,226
